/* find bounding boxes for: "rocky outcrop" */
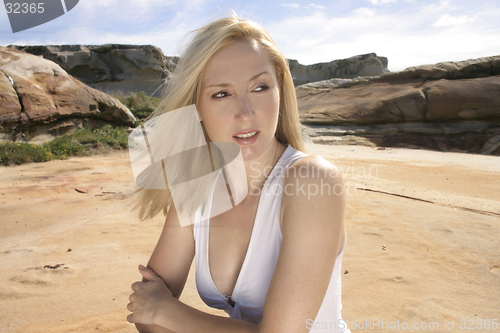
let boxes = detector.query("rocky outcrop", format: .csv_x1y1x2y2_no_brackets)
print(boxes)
8,44,170,97
382,56,500,80
289,53,388,86
10,45,388,93
298,76,500,125
297,55,500,155
0,46,135,142
0,69,21,115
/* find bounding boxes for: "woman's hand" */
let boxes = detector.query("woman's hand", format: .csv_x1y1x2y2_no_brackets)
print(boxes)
127,265,175,326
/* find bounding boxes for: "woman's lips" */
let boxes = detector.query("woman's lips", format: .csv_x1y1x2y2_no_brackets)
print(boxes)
233,129,259,137
233,131,259,144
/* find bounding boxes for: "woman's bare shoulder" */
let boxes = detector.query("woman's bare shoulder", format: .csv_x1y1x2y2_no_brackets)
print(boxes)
285,154,343,184
280,154,345,233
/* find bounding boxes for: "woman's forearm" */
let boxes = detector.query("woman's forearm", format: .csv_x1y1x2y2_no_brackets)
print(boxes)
155,298,258,333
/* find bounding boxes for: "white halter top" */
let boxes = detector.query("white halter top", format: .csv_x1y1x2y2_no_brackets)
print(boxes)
193,144,350,332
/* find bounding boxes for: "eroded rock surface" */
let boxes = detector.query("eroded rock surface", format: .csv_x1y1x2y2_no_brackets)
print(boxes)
297,56,500,155
0,46,135,142
9,44,170,97
290,53,388,85
11,45,388,92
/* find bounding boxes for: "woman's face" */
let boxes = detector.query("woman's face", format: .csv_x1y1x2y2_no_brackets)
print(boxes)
197,40,281,161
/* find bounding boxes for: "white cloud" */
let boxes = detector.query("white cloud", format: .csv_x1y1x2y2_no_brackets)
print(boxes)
352,7,377,17
308,4,326,9
2,0,499,72
0,0,210,57
281,3,326,9
432,14,475,27
268,3,500,71
368,0,397,5
419,0,452,16
282,3,301,9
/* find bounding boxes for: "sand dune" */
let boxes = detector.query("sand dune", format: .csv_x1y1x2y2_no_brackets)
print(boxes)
1,144,499,332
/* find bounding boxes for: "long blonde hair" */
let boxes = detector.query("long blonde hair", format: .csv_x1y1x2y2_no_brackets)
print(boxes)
134,12,305,220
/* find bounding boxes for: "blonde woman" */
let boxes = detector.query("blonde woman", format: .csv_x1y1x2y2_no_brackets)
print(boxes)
127,13,350,333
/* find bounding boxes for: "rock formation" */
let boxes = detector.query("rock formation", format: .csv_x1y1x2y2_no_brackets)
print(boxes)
8,44,170,97
4,42,497,155
0,46,135,142
9,45,387,94
289,53,388,86
297,55,500,155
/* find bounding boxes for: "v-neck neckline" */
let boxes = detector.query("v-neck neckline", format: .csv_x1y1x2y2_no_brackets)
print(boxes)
205,145,291,302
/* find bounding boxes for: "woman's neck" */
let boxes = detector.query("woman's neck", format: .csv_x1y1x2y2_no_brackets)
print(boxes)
243,140,287,197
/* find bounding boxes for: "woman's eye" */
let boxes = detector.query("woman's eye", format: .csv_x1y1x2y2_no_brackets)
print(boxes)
211,91,229,99
253,84,269,92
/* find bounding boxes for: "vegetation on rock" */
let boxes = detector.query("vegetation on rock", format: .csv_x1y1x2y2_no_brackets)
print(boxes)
111,90,161,125
1,122,131,166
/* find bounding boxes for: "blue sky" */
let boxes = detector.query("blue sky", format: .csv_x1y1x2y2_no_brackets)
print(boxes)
1,0,499,72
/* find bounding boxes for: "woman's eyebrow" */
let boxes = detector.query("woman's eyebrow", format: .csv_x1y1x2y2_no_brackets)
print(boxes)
249,70,271,82
205,70,271,89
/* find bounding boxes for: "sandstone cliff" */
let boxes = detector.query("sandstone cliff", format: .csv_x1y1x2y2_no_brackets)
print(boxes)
0,46,135,142
9,44,387,94
298,56,500,155
289,53,388,85
9,44,170,97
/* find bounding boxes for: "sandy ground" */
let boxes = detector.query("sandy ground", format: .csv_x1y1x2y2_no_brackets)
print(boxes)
0,143,499,332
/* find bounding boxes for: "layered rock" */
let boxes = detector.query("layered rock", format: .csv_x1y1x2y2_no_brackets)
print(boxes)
10,45,388,93
0,46,135,142
289,53,388,86
384,56,500,80
297,55,500,155
9,44,169,97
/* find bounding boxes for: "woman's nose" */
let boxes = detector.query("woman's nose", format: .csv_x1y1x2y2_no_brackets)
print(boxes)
235,94,254,120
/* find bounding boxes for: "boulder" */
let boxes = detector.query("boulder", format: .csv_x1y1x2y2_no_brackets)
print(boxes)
297,55,500,155
9,44,169,96
0,46,135,142
298,75,500,125
298,80,427,125
423,76,500,121
0,69,21,116
289,53,388,86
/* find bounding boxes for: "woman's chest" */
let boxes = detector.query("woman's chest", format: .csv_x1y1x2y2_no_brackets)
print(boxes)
208,199,260,296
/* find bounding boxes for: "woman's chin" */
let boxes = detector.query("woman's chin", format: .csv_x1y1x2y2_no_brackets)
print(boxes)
241,149,259,162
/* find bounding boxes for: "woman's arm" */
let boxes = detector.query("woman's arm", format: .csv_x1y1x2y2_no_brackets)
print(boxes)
131,155,346,333
259,155,346,332
134,204,195,333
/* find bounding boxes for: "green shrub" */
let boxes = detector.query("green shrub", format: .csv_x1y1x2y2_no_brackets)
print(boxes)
0,142,52,165
111,91,161,121
0,125,129,166
45,135,87,159
71,124,128,149
1,90,161,166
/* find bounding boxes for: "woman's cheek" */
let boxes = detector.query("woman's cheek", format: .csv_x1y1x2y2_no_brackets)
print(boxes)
255,91,278,110
206,114,229,142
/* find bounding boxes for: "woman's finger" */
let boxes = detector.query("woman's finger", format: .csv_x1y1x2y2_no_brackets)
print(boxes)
131,281,141,291
138,265,158,281
127,313,135,323
126,302,133,312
